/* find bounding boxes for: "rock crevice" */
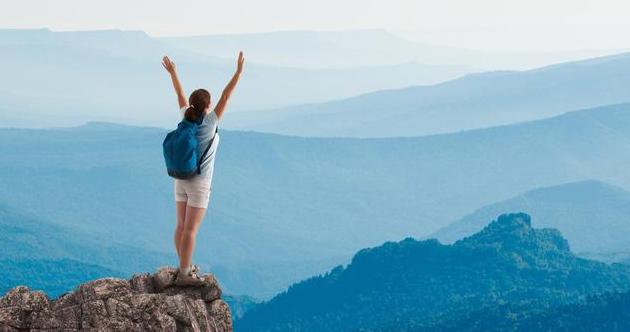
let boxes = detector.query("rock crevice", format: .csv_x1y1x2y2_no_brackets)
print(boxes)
0,267,232,331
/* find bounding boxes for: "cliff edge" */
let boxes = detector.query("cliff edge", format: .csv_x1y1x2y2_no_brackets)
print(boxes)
0,266,232,331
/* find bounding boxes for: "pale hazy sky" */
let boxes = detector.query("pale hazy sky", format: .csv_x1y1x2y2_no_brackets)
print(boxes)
2,0,629,51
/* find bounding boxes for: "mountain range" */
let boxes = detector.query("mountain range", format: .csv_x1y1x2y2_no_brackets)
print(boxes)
236,213,630,331
4,26,630,331
3,103,630,298
2,28,626,135
391,290,630,331
0,28,476,128
160,29,617,70
432,180,630,260
0,258,118,299
0,202,172,296
225,52,630,137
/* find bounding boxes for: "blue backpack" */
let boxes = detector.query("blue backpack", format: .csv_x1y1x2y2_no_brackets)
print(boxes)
162,118,218,179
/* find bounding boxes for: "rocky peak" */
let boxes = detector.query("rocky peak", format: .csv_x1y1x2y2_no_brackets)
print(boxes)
0,267,232,331
456,213,570,253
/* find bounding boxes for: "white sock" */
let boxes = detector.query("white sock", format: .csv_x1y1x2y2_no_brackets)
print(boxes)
180,265,191,275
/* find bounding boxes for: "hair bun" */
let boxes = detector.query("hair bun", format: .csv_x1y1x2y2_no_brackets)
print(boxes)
185,89,211,123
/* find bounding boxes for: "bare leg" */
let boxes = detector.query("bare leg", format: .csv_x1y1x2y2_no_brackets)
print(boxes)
178,206,207,270
174,202,188,260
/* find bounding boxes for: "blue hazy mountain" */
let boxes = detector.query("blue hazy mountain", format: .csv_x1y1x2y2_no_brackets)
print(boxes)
0,259,119,298
0,203,177,297
432,180,630,260
160,29,616,70
236,214,630,331
223,294,260,320
0,196,249,316
375,291,630,331
0,28,475,128
0,28,221,63
0,203,170,270
225,52,630,137
3,104,630,298
0,201,255,316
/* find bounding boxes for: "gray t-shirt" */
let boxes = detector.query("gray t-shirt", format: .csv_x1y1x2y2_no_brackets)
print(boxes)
180,107,220,180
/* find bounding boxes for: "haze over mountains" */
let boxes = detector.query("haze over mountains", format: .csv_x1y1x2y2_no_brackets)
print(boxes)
226,52,630,137
1,28,624,132
0,203,171,297
3,103,630,299
3,26,630,322
0,28,477,128
160,29,617,70
432,180,630,260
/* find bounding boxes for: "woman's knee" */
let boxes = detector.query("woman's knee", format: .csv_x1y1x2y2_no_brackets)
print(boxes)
175,220,186,233
182,220,201,235
184,207,206,231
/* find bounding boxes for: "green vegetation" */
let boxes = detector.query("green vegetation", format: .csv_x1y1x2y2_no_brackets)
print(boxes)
381,291,630,331
237,214,630,331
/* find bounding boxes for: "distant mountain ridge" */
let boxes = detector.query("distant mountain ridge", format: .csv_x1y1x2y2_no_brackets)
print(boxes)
160,29,617,70
236,213,630,331
3,103,630,298
2,28,624,131
0,203,169,267
225,52,630,137
432,180,630,259
0,258,119,298
0,203,172,297
0,28,475,128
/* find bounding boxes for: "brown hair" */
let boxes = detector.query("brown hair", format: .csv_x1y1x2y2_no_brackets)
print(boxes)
184,89,211,123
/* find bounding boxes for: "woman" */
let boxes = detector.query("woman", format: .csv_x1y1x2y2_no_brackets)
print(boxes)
162,52,245,286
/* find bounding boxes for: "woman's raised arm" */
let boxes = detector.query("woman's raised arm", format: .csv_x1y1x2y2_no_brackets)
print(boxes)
162,56,188,109
214,51,245,120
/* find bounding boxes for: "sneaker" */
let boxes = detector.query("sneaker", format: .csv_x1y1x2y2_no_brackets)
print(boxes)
177,264,200,274
174,270,207,287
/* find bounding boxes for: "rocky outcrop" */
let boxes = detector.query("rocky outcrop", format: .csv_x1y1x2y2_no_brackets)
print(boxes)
0,267,232,331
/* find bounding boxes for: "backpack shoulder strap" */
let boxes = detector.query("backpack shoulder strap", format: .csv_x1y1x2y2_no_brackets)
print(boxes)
197,126,219,174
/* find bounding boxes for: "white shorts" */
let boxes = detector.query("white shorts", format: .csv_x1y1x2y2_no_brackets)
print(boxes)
174,177,211,209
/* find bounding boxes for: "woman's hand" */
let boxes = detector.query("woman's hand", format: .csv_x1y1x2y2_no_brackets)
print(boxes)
162,55,187,108
162,56,177,75
236,51,245,74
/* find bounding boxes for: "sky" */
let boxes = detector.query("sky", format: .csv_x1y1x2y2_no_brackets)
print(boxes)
2,0,629,51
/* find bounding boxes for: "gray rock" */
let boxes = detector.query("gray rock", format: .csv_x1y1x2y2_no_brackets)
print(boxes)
0,267,232,331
